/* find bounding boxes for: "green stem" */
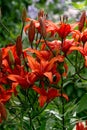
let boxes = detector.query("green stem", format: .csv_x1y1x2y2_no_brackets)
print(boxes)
21,22,24,37
66,56,87,80
61,76,65,130
44,38,55,56
75,51,78,72
29,112,35,130
36,35,42,49
32,103,48,119
27,89,41,126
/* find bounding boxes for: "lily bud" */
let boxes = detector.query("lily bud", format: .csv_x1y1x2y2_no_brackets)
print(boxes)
38,9,44,19
8,50,15,65
22,8,27,22
16,36,22,57
78,11,86,32
0,49,2,68
39,17,46,38
0,102,7,121
28,20,35,46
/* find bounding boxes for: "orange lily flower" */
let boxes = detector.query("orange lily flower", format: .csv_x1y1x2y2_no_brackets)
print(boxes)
33,85,68,107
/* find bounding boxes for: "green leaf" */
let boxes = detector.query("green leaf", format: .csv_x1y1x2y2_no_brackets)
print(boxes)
40,120,46,130
77,93,87,113
72,2,85,9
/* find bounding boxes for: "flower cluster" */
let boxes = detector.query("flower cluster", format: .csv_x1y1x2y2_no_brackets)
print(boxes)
0,9,87,129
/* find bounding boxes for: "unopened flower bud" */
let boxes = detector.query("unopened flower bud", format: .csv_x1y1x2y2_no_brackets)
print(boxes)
16,36,22,57
78,11,86,32
39,17,46,38
8,50,15,65
28,20,35,47
22,8,27,22
38,9,44,19
0,102,7,121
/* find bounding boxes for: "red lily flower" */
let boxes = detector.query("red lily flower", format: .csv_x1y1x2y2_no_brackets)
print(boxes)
0,84,15,103
70,42,87,67
57,23,71,39
23,48,51,61
33,85,68,107
27,55,53,82
76,121,87,130
8,72,36,89
0,84,18,123
46,40,61,51
76,122,84,130
27,55,64,83
24,18,58,37
81,29,87,43
62,39,74,55
2,45,21,65
0,71,7,84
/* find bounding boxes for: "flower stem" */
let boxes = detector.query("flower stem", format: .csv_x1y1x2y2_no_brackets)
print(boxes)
61,76,66,130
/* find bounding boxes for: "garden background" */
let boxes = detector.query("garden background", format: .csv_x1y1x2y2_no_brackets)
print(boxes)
0,0,87,130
